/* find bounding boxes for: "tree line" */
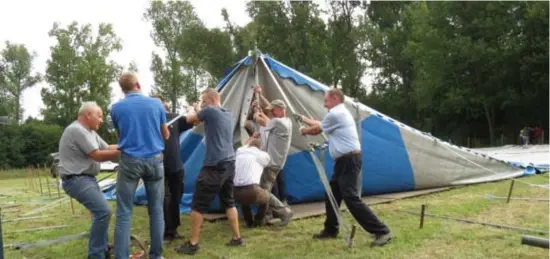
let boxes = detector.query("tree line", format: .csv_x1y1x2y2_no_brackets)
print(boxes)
0,1,548,169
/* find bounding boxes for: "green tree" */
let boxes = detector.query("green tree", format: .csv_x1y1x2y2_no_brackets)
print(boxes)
145,0,196,111
41,22,122,127
404,1,548,145
361,2,417,125
0,41,41,123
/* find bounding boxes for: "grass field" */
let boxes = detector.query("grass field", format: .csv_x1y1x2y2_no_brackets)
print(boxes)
1,169,548,259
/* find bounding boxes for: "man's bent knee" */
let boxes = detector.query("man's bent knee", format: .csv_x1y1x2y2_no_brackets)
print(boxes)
95,207,112,221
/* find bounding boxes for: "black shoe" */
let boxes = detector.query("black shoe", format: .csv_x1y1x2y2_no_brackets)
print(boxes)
172,231,184,240
176,241,199,255
104,244,113,259
312,230,338,239
226,237,243,246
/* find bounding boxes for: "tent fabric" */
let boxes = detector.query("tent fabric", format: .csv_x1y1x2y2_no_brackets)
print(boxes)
105,51,530,213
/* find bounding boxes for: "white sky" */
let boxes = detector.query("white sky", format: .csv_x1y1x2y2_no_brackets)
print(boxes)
1,0,369,120
0,0,252,119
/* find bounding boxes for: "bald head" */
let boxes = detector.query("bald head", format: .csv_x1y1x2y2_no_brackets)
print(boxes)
119,72,140,93
200,88,221,107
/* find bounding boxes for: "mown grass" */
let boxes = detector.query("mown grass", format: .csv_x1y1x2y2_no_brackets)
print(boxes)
1,169,548,259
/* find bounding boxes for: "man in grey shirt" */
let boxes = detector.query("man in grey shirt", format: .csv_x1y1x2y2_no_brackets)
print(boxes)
58,101,120,259
254,95,293,226
176,88,242,255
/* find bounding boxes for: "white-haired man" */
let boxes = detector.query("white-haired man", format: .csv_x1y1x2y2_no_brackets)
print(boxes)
300,88,392,247
58,101,120,259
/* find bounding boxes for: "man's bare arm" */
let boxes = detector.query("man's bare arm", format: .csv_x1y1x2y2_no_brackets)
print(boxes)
302,116,321,127
88,149,120,162
107,144,118,150
161,124,170,140
300,125,322,136
254,111,270,127
186,101,205,125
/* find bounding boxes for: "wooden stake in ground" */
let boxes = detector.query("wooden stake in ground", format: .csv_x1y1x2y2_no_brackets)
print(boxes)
56,172,61,199
507,179,516,203
0,207,4,259
34,167,43,195
70,198,75,215
419,204,426,229
44,164,52,198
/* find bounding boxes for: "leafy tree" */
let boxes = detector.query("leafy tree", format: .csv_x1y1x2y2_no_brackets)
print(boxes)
145,0,196,111
41,22,122,127
0,41,41,123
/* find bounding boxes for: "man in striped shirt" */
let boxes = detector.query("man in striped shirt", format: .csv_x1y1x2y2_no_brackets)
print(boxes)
234,136,293,227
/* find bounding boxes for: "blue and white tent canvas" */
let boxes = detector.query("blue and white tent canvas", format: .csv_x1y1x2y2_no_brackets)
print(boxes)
106,51,529,213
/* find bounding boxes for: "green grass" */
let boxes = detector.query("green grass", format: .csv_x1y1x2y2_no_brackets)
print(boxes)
1,169,548,259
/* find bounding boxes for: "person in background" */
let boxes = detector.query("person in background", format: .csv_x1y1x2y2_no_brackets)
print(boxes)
58,101,120,259
533,125,543,144
520,126,533,147
111,72,170,259
176,88,242,255
151,95,194,242
300,88,392,247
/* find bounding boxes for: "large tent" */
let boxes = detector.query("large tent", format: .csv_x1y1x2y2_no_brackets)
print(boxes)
106,51,531,212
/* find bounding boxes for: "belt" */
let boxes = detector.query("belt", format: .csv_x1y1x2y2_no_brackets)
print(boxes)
235,184,259,189
61,174,93,181
336,150,361,160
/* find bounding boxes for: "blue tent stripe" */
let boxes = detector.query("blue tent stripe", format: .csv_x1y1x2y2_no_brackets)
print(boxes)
216,56,252,92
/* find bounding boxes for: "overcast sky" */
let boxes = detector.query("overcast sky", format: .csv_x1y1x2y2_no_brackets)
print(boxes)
0,0,253,119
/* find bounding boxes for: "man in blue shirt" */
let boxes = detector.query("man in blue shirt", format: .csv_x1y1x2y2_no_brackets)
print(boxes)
300,88,392,247
111,72,170,259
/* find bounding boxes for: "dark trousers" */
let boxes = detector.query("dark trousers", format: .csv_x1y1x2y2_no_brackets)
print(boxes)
324,153,390,236
271,169,286,202
163,169,184,236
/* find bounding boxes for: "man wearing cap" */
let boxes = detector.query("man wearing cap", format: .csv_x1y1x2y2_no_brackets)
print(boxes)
253,89,293,226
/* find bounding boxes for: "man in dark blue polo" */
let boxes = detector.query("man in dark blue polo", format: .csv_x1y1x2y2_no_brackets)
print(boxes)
111,72,170,259
151,95,194,242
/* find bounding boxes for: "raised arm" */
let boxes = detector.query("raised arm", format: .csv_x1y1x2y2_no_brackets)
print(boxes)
186,102,203,125
254,87,271,111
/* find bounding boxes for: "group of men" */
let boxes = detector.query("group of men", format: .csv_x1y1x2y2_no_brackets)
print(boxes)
57,71,392,259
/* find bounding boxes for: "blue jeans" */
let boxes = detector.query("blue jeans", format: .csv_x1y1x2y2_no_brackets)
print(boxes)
62,175,112,259
114,155,165,259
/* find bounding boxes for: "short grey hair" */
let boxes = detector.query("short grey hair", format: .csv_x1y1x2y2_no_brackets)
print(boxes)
78,101,100,115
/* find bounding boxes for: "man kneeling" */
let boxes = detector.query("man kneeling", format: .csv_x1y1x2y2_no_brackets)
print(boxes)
234,136,292,227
